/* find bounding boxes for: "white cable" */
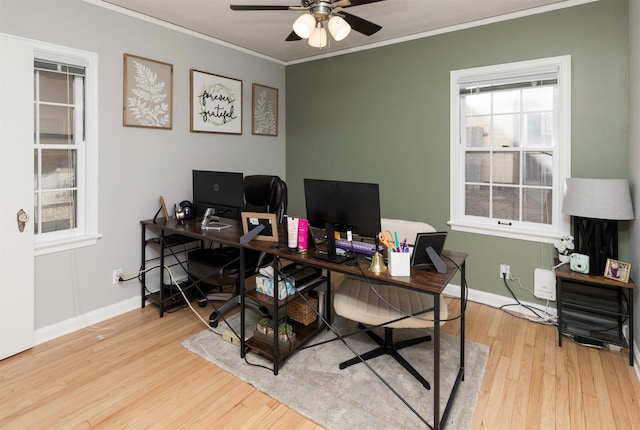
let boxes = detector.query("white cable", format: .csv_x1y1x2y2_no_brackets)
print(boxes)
163,265,217,333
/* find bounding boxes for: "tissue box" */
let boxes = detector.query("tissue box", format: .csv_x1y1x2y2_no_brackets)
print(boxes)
255,275,296,300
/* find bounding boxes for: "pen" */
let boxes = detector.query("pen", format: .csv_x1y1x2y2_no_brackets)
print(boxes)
394,231,399,249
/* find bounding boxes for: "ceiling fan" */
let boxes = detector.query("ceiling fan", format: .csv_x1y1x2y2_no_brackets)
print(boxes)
230,0,386,48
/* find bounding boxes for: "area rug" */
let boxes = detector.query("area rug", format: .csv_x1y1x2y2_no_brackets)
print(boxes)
182,312,489,429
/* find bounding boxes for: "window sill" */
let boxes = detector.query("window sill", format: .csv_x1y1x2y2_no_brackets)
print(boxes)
35,233,102,256
448,220,558,244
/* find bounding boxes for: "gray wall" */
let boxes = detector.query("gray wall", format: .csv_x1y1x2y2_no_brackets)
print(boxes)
1,0,286,329
286,0,632,303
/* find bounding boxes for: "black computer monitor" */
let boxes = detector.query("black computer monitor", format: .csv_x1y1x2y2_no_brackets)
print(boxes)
192,170,244,219
304,178,382,262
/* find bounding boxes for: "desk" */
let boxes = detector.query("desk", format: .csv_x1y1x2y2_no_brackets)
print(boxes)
140,217,467,430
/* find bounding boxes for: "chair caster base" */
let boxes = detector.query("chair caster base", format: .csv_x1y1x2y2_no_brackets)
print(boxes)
209,311,219,328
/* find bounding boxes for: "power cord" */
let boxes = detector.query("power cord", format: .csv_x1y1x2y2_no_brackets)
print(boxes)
131,263,239,339
500,274,557,326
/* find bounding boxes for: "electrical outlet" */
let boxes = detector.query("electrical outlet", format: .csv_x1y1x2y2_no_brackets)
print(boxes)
499,264,511,280
112,268,122,285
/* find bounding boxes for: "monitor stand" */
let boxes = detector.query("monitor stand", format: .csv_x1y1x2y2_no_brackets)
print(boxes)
312,222,354,264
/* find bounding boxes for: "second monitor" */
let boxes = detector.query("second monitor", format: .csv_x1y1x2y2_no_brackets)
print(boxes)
304,178,382,263
192,170,244,220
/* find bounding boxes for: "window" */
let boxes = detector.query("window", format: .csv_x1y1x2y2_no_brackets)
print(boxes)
449,56,571,243
33,46,99,255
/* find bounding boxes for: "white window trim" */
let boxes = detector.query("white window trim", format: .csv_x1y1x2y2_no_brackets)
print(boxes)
449,55,572,244
33,41,101,256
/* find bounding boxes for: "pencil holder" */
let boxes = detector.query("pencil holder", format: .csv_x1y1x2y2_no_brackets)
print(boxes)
388,251,411,276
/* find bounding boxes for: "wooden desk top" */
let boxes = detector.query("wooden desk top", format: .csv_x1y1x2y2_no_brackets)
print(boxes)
142,218,467,295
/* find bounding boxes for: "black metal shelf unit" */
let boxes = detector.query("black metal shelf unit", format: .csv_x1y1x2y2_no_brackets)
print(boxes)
555,264,635,366
141,229,201,317
244,264,327,369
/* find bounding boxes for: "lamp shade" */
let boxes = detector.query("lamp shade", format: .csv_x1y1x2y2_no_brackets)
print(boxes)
562,178,634,220
308,25,327,48
328,15,351,41
293,13,315,39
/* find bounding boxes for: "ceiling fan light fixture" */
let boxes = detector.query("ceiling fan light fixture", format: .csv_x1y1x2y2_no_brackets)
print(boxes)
328,15,351,41
308,24,327,48
293,13,316,39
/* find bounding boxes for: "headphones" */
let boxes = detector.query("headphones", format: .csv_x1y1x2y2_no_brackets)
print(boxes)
174,200,194,223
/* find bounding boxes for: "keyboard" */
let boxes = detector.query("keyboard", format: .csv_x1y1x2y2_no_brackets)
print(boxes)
335,239,381,256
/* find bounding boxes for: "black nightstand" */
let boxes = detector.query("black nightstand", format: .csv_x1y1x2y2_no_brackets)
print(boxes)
555,263,635,366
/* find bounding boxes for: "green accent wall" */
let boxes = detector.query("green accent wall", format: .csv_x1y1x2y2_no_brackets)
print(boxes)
285,0,630,301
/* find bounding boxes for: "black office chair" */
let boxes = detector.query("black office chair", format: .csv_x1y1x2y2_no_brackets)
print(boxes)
188,175,287,327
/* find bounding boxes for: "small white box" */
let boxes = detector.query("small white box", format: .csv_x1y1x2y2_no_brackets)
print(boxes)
388,251,411,276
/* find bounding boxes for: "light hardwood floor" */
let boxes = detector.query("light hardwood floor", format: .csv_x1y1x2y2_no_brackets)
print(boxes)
1,295,639,429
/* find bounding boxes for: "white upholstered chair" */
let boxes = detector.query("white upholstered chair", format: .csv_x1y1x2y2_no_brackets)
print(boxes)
333,218,448,389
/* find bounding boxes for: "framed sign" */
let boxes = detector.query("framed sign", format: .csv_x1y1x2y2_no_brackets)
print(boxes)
252,83,278,136
241,212,279,242
123,54,173,129
604,258,631,283
190,69,242,134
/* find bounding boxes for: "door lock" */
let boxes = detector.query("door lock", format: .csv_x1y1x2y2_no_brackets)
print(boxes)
17,209,29,232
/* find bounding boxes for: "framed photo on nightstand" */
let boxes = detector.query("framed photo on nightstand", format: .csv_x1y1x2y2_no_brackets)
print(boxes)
604,258,631,283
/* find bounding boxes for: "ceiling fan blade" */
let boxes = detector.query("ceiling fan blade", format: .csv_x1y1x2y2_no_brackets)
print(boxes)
336,11,382,36
230,5,293,11
331,0,386,8
285,31,302,41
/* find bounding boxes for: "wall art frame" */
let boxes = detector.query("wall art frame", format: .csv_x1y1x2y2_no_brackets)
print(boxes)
123,53,173,129
190,69,242,134
604,258,632,283
252,83,278,136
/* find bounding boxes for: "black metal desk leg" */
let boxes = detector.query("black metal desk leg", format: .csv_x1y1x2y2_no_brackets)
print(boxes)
240,247,246,359
434,295,441,430
158,230,165,317
141,224,146,309
326,271,332,326
272,256,279,375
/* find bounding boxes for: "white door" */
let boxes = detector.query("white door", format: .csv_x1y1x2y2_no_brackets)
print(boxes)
0,34,36,359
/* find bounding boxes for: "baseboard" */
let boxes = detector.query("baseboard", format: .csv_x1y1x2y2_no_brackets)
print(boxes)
34,296,140,345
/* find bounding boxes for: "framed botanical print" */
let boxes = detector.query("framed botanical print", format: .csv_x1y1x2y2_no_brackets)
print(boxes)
252,83,278,136
190,69,242,134
123,54,173,129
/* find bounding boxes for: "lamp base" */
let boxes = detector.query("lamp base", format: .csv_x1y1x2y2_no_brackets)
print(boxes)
573,217,618,275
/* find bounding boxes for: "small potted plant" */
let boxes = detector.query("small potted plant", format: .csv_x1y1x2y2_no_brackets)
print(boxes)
256,317,272,335
554,235,574,263
277,322,295,343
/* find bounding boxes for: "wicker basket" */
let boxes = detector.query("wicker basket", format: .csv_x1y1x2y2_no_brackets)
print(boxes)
287,296,318,325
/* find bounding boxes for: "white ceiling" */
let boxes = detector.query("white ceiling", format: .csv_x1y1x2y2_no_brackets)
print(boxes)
96,0,588,64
